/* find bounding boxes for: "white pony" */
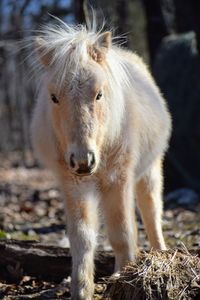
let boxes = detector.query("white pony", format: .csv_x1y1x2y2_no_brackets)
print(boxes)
31,19,171,300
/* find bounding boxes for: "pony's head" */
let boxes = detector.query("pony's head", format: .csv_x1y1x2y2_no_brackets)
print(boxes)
35,22,126,176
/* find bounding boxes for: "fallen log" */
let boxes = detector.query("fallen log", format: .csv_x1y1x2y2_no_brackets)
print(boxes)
0,239,199,284
0,239,115,283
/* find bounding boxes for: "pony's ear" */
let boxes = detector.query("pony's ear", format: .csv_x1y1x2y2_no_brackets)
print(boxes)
35,37,53,66
95,31,112,50
89,31,112,62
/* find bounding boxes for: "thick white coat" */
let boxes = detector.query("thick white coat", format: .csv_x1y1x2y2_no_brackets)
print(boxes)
31,22,171,300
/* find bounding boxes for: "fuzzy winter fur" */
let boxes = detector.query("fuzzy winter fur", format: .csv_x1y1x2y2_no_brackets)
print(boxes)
31,20,171,300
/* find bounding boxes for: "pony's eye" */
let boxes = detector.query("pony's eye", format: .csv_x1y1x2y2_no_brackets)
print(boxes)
51,94,59,104
96,91,102,100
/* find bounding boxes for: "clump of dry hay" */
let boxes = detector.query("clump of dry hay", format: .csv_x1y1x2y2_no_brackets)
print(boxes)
105,249,200,300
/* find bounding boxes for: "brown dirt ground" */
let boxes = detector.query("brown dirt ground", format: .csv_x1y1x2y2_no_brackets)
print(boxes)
0,152,199,299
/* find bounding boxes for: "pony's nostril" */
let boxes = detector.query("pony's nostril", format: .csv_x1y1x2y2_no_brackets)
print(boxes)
69,151,96,174
88,151,95,168
70,154,76,168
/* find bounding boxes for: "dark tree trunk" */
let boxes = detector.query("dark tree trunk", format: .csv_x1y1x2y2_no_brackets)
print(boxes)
116,0,130,47
173,0,200,76
191,0,200,60
74,0,87,24
142,0,175,65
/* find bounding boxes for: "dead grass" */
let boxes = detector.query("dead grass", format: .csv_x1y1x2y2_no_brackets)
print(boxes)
105,248,200,300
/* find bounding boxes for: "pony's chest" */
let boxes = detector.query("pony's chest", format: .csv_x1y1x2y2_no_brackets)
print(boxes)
98,150,132,187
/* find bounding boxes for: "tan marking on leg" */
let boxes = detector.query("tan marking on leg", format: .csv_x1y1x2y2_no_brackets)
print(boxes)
101,172,138,271
136,158,166,250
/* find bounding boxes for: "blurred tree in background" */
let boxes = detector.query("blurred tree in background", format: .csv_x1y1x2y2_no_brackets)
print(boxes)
0,0,200,193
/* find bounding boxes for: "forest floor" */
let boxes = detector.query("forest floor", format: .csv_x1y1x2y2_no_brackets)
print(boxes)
0,152,199,299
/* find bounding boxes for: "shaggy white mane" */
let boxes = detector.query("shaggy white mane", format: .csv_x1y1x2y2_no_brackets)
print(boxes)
32,18,132,145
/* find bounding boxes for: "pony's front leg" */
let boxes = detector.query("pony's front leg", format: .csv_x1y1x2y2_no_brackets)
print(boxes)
64,183,99,300
101,172,137,272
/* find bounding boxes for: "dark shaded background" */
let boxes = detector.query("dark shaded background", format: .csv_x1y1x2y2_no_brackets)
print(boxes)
0,0,200,195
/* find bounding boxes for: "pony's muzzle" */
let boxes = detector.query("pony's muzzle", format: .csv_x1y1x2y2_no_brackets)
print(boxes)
69,151,96,175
